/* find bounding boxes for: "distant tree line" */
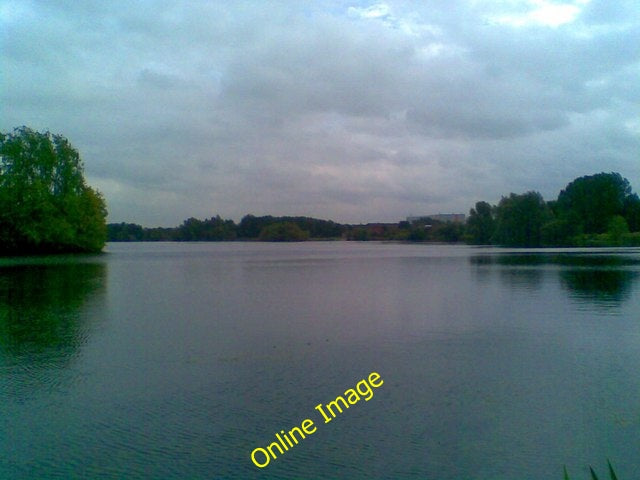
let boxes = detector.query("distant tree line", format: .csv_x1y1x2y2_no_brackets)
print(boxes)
108,215,467,243
108,172,640,247
108,215,343,242
344,219,465,242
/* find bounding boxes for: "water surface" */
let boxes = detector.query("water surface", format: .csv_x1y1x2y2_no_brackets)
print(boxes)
1,243,639,479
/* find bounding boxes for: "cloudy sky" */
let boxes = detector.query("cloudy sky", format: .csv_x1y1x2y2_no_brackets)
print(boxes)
2,0,638,226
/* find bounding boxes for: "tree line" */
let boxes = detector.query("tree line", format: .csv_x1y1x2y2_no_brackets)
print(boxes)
109,172,640,247
466,172,640,247
107,215,343,242
108,214,471,243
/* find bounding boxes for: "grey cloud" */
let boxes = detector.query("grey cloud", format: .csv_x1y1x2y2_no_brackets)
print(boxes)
1,0,638,225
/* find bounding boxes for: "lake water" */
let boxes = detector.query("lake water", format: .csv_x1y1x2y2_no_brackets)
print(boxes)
1,242,639,479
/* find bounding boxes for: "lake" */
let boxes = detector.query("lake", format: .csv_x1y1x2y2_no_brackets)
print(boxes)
1,242,639,479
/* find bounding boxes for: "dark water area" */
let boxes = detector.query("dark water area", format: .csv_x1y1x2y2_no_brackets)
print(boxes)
1,243,639,479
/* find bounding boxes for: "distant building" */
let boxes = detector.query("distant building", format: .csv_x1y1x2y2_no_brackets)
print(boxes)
407,213,466,224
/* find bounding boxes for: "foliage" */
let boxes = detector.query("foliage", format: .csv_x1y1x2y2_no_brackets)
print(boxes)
622,193,640,232
342,220,466,242
492,191,550,247
407,227,426,242
258,222,309,241
607,215,629,244
238,214,275,238
466,201,495,244
398,218,465,243
348,223,399,241
557,172,634,234
108,223,180,241
108,215,343,242
285,216,343,238
177,216,236,241
540,217,578,247
107,222,146,241
430,221,465,242
239,215,343,239
346,226,371,241
570,231,640,247
468,172,639,247
0,127,107,254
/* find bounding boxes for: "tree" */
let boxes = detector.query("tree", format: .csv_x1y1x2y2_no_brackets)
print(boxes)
556,172,633,234
492,191,550,247
258,222,309,241
238,214,275,238
623,193,640,232
432,222,465,242
466,201,495,244
0,127,107,254
607,215,629,245
176,215,236,241
238,215,343,239
107,222,145,241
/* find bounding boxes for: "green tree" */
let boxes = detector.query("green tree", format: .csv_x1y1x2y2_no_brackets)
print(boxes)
492,191,550,247
0,127,107,254
623,193,640,232
107,222,145,241
540,217,576,246
407,226,427,242
556,172,633,234
238,215,343,239
177,217,203,241
238,214,275,238
258,222,309,241
347,226,370,241
607,214,629,245
466,201,496,244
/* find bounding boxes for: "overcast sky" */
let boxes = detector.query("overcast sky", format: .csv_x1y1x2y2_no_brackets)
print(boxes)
2,0,638,226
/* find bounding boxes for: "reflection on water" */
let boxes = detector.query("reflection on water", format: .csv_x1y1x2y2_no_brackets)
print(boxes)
560,270,636,305
0,260,106,363
470,251,639,307
471,253,640,267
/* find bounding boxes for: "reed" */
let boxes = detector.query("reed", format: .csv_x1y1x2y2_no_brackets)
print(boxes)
563,460,618,480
